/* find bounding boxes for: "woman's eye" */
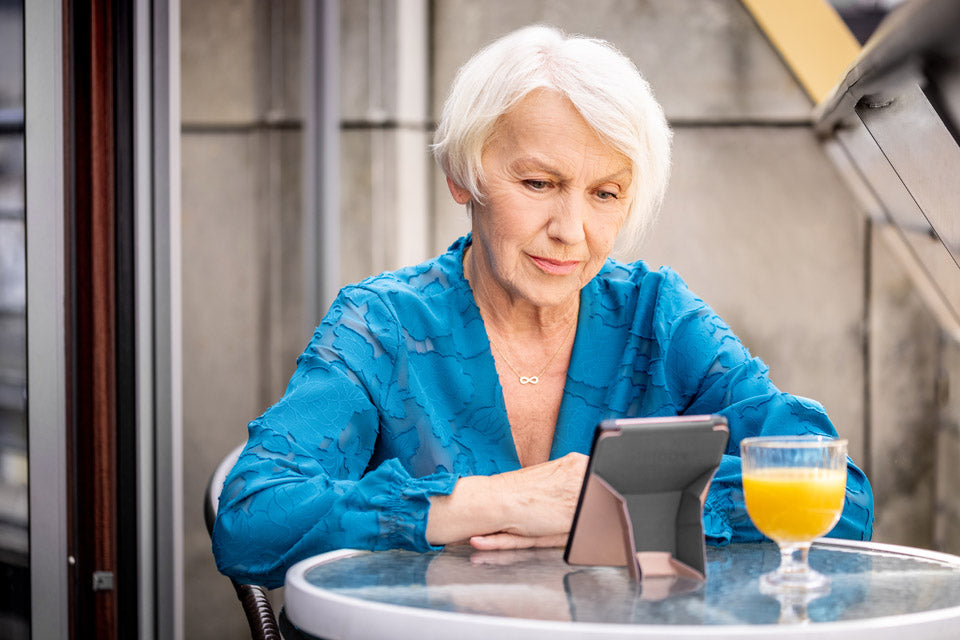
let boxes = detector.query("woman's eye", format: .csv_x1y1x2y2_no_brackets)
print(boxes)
524,180,550,191
597,190,619,200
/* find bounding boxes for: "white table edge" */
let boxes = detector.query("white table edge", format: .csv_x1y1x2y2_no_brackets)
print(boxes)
283,541,960,640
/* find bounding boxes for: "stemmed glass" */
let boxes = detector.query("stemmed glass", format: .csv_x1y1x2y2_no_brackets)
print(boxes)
740,436,847,592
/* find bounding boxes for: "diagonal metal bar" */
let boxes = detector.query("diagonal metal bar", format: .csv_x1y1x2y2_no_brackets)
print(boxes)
857,82,960,267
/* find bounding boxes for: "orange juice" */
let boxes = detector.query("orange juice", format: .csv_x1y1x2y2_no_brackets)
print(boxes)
742,467,846,543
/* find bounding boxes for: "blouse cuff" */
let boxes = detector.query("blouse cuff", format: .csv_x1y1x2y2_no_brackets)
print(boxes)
703,493,734,546
370,458,459,552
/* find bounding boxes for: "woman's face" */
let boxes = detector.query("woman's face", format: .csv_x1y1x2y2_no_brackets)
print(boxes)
452,90,633,311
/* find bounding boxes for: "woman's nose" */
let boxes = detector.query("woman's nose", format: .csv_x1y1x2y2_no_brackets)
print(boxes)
546,194,587,245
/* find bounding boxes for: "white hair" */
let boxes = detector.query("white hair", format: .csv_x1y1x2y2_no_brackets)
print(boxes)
433,25,673,254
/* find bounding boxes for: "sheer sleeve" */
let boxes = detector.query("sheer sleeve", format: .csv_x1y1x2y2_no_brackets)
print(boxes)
212,287,458,588
654,269,874,546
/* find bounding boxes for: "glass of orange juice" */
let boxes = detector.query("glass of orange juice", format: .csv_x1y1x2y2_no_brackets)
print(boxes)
740,436,847,592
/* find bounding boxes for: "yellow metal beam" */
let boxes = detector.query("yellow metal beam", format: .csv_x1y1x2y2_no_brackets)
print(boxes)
740,0,862,104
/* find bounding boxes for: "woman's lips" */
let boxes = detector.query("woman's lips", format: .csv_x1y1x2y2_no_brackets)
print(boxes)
530,255,580,275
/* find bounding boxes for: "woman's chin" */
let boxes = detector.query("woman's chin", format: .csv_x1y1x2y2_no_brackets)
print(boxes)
512,282,581,310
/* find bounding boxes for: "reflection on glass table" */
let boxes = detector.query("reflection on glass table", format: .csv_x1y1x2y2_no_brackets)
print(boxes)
284,540,960,639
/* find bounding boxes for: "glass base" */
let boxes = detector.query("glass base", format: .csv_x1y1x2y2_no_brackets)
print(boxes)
761,542,831,593
760,567,830,592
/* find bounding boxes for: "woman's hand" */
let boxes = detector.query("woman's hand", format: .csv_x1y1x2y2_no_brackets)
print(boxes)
425,452,588,549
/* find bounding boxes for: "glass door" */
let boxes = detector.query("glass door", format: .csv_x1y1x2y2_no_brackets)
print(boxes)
0,0,28,638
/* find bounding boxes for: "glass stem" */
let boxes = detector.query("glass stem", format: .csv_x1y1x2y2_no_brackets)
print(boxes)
778,542,811,576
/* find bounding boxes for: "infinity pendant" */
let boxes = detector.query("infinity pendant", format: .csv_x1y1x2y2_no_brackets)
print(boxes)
519,376,540,385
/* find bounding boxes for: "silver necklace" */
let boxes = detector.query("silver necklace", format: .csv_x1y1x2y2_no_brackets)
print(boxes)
489,321,576,385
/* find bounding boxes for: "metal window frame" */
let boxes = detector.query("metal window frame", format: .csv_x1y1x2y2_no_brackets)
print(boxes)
24,0,70,636
144,0,183,638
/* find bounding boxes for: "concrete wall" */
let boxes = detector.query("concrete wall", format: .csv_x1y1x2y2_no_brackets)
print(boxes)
181,2,303,637
179,1,958,637
869,227,956,547
936,337,960,550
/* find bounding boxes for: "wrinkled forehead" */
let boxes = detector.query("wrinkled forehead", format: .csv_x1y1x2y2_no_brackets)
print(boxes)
486,91,616,148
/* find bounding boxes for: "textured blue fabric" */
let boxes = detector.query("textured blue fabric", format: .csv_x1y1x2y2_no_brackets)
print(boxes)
213,235,874,588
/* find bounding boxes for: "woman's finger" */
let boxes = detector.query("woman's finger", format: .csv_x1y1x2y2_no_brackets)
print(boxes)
468,532,568,551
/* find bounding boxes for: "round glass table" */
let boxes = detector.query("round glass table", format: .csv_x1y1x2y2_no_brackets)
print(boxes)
284,540,960,639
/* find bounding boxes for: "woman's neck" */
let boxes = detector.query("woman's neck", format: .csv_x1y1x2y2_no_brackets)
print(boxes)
463,244,579,341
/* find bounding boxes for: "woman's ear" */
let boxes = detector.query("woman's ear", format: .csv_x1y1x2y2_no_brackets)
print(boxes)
446,176,472,205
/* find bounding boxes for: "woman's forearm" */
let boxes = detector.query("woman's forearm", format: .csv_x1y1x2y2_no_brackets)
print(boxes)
425,452,588,546
425,473,513,545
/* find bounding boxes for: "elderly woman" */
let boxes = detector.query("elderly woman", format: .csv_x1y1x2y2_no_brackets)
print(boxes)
213,25,874,588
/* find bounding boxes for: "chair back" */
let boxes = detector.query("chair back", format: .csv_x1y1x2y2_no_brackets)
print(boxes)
204,443,244,535
204,444,284,640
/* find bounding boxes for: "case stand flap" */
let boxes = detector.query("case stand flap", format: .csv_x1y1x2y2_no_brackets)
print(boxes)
592,474,707,581
564,416,729,583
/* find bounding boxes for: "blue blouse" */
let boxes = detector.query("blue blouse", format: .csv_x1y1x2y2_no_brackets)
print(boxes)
213,235,874,588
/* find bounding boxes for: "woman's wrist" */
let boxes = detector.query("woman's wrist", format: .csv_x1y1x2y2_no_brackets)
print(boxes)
426,473,510,545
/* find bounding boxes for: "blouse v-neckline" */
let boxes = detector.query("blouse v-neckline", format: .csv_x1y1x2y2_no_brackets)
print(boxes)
451,235,594,467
